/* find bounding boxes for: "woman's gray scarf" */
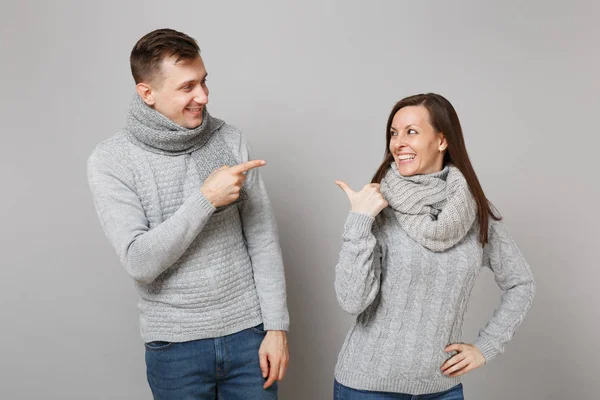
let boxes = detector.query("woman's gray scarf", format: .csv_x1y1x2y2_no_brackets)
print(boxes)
380,163,477,252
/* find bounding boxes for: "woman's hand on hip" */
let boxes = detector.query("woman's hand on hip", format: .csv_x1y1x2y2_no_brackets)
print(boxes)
441,343,486,377
335,181,388,218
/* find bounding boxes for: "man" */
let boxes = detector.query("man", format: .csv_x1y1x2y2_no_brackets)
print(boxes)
87,28,289,399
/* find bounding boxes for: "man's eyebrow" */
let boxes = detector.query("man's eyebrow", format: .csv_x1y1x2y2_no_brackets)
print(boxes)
176,74,208,88
177,79,197,88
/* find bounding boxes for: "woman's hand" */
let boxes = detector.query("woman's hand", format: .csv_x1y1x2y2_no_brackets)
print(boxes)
335,181,388,218
441,343,486,377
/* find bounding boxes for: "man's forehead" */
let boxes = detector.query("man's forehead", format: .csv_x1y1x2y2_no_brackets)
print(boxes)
161,55,204,70
159,55,206,82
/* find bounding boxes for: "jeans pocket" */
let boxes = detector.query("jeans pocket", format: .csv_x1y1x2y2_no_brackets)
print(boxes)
250,323,267,335
144,341,174,351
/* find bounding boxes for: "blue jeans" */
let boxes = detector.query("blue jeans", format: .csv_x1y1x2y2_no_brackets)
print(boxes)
145,324,277,400
334,380,464,400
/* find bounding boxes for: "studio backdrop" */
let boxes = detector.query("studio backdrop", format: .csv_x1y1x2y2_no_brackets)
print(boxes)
1,1,598,399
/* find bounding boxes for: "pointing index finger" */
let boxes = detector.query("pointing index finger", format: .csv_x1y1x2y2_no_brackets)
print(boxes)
231,159,266,173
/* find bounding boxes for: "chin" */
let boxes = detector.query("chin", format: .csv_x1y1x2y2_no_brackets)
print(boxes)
185,118,203,129
396,163,417,177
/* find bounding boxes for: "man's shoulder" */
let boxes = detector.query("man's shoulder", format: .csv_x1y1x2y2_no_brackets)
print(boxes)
215,120,244,142
88,131,133,169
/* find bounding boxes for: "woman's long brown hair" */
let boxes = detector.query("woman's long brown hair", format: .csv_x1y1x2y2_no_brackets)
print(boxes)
372,93,501,246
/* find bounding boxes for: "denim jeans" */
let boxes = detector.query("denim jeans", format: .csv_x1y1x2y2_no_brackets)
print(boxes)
145,324,277,400
334,380,464,400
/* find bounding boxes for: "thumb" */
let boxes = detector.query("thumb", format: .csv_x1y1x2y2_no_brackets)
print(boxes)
445,343,463,353
335,180,354,196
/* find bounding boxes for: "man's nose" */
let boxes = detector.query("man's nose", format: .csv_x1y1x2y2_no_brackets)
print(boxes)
194,85,208,104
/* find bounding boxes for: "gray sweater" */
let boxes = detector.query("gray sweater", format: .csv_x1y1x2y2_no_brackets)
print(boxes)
334,169,535,394
88,99,288,343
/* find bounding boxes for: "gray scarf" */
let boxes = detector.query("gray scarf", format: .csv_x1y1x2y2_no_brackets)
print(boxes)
123,93,247,207
380,163,477,252
124,93,225,155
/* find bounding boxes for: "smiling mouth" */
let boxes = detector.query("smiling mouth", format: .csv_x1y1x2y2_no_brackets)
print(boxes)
397,154,416,163
185,106,203,113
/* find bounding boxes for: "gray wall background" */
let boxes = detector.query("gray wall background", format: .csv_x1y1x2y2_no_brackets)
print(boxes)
1,1,598,399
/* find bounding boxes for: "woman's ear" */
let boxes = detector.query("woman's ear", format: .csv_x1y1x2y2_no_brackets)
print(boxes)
438,133,448,153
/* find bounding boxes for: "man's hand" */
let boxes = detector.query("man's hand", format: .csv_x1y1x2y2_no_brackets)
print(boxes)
200,160,266,207
258,330,289,389
440,343,486,377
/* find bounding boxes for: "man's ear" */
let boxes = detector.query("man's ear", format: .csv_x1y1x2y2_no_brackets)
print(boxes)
136,83,155,106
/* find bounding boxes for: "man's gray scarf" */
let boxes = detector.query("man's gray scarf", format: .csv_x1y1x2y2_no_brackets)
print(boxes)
380,163,477,252
124,94,247,207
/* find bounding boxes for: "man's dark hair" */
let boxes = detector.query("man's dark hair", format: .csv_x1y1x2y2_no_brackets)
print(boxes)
130,28,200,85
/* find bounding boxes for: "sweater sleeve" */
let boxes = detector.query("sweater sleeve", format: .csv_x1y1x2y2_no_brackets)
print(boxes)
334,212,383,315
234,133,289,332
474,219,536,362
87,147,216,285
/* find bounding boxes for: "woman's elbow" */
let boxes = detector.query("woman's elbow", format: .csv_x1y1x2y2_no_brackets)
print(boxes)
338,300,366,315
335,290,367,315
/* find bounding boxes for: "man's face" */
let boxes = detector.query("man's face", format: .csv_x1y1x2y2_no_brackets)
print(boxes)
145,55,209,129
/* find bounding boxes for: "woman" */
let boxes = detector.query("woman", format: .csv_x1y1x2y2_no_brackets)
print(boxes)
333,93,535,399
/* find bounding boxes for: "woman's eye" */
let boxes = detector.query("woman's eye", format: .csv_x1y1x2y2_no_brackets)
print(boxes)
408,129,417,135
390,131,398,136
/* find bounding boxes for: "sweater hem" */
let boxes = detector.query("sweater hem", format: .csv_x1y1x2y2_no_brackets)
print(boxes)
141,316,264,343
335,369,461,395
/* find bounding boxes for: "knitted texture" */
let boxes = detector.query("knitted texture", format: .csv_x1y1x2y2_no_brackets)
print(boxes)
334,169,535,395
88,95,289,343
380,163,477,252
125,93,223,154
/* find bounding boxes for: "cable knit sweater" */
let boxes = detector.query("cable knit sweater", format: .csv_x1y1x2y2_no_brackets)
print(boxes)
334,165,535,395
87,95,289,343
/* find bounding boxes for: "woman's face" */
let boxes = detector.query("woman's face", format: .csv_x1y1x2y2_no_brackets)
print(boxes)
389,105,447,176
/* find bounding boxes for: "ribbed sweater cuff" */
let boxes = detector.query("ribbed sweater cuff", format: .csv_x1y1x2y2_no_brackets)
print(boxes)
263,321,289,332
474,336,499,363
190,190,217,216
345,212,375,235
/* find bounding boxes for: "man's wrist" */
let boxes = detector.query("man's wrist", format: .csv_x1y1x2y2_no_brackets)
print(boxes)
199,187,216,207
